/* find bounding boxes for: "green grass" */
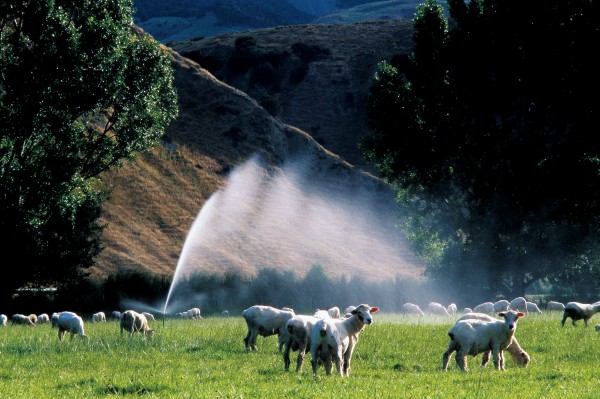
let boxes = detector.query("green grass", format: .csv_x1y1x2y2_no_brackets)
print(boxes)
0,313,598,398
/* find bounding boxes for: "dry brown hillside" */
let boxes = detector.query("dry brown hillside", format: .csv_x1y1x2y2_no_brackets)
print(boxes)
91,21,424,284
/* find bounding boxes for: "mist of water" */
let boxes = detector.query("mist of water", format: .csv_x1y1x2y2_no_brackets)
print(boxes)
163,153,425,314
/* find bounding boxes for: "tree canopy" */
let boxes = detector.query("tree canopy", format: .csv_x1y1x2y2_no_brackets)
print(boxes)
362,0,599,301
0,0,178,298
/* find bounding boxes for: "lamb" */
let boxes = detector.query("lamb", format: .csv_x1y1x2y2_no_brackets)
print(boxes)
493,300,510,313
403,303,425,317
0,314,7,327
447,303,457,316
142,312,156,321
472,302,495,314
561,302,600,327
509,297,528,315
57,311,88,340
526,302,542,314
176,307,202,319
310,304,379,377
242,305,295,351
442,310,525,371
11,314,35,326
92,312,106,323
458,313,530,368
282,315,320,372
120,310,154,338
37,313,50,324
428,302,451,316
546,301,565,312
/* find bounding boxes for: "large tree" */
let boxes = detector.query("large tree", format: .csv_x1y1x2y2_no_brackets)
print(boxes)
0,0,178,299
362,0,599,301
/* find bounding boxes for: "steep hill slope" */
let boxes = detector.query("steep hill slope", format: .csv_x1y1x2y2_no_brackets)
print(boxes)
91,23,424,283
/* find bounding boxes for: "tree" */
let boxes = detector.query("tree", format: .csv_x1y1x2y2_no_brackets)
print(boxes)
0,0,178,300
362,0,599,301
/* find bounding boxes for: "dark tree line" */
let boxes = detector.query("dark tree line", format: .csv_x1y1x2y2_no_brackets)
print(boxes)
362,0,600,300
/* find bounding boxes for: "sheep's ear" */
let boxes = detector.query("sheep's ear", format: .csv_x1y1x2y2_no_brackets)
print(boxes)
370,307,379,313
518,312,525,317
498,312,506,317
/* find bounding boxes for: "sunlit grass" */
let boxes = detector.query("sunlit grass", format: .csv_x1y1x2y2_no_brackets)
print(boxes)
0,313,598,398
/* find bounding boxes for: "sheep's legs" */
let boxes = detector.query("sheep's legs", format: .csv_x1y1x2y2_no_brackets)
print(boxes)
442,341,457,371
283,341,292,371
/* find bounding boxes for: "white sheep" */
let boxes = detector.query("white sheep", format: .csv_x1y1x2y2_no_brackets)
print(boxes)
92,312,106,323
142,312,156,321
442,310,525,371
493,300,510,313
28,314,37,324
37,313,50,324
327,307,341,319
221,310,230,317
463,307,473,313
428,302,451,316
509,297,528,315
526,302,542,314
310,304,379,377
561,302,600,327
11,314,35,326
51,312,61,328
242,305,295,351
0,314,7,327
120,310,154,338
472,302,495,314
403,303,425,317
458,313,530,368
57,311,88,340
447,303,458,316
344,305,357,315
546,301,565,312
176,307,202,319
282,315,320,372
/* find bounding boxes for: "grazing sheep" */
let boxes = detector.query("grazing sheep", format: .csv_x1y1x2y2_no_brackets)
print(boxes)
561,302,600,327
428,302,451,316
142,312,156,321
176,307,202,319
51,312,61,328
0,314,7,327
472,302,495,315
92,312,107,323
447,303,458,316
442,310,525,371
509,297,528,315
283,315,320,372
111,311,122,321
310,304,379,377
546,301,565,312
463,307,473,313
120,310,154,338
493,300,510,313
313,309,332,319
37,313,50,324
57,311,88,340
403,303,425,317
221,310,230,317
242,305,296,351
458,313,530,368
526,302,542,314
327,307,341,319
11,314,35,326
28,314,38,324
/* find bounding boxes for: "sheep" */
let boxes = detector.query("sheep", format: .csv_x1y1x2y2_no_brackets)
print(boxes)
37,313,50,324
242,305,295,351
111,311,122,321
458,313,530,368
327,307,341,319
120,310,154,338
493,300,510,313
472,302,495,314
221,310,230,317
28,314,38,324
546,301,565,312
0,314,7,327
57,311,88,340
92,312,107,323
403,303,425,317
526,302,542,314
463,307,473,313
561,302,600,327
313,309,331,319
142,312,156,321
447,303,458,316
11,314,35,326
345,305,357,315
428,302,451,316
509,297,528,315
51,312,61,328
310,304,379,377
176,307,202,319
282,315,320,372
442,310,525,371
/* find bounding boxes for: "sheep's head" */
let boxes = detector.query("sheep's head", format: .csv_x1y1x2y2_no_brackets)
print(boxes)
498,310,525,331
352,304,379,325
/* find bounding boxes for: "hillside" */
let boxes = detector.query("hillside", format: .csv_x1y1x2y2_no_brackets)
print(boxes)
91,22,424,284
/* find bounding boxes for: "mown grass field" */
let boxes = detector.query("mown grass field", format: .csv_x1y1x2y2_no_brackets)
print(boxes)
1,312,599,398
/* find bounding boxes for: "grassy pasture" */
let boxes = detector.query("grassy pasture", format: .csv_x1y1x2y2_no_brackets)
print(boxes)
0,313,599,398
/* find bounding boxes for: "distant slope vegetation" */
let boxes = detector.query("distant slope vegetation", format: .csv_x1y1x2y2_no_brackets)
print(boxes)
93,23,424,283
133,0,420,42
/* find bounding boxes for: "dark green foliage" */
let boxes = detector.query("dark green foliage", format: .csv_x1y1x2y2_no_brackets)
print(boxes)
0,0,178,299
363,0,600,299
